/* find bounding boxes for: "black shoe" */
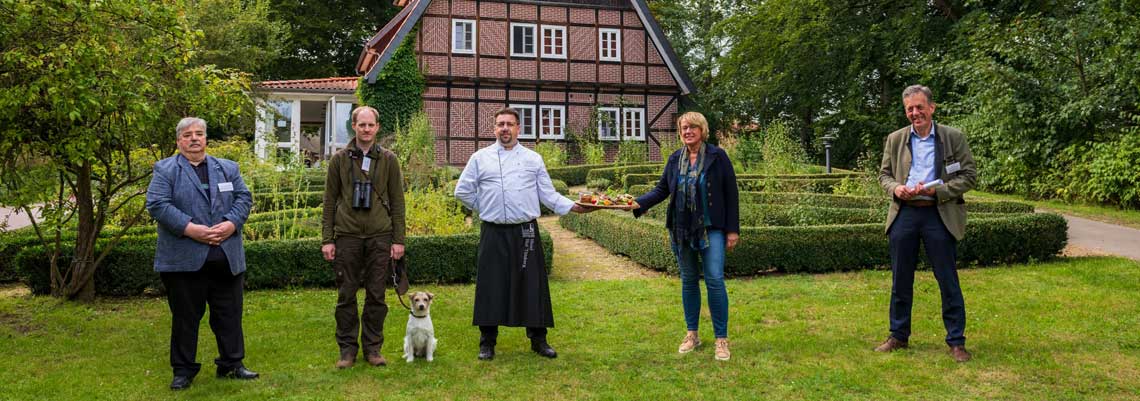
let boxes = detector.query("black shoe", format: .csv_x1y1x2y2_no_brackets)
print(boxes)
170,375,193,390
478,345,495,360
531,341,558,358
216,366,260,380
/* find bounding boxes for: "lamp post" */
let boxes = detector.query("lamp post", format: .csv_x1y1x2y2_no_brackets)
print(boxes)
822,134,837,173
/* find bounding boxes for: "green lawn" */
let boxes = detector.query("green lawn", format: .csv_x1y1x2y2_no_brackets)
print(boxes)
968,191,1140,230
1,257,1138,400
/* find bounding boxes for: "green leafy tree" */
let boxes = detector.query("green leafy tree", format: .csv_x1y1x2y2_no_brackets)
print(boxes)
263,0,400,79
0,0,255,300
185,0,288,78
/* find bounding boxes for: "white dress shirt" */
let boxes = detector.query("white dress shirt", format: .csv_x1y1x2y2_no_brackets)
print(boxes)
454,142,574,224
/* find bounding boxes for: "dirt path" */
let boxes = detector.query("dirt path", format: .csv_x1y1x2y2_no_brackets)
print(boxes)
538,216,661,281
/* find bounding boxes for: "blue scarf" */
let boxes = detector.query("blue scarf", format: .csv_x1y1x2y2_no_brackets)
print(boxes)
672,143,709,250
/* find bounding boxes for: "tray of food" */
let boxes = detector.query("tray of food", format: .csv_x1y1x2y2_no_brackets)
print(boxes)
576,192,639,210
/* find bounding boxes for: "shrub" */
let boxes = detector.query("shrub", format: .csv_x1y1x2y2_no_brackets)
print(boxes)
616,140,648,164
582,142,606,164
391,111,438,190
546,163,622,186
621,172,863,191
550,179,569,195
587,178,612,191
14,230,555,296
534,142,567,168
253,191,323,211
585,163,663,186
559,210,1066,275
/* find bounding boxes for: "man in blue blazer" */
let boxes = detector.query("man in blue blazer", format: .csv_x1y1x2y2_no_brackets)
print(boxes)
145,117,258,390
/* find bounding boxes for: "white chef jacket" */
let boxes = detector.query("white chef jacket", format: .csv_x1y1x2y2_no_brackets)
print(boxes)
454,142,574,224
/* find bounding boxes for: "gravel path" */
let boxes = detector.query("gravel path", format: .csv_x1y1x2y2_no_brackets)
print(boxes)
538,215,661,281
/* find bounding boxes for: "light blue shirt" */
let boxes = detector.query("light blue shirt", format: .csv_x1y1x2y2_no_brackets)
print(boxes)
905,124,938,200
454,141,574,224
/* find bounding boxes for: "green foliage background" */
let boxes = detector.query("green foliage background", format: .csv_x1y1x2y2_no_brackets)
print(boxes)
357,32,426,139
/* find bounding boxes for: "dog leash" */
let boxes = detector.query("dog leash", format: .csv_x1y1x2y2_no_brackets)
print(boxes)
390,258,412,312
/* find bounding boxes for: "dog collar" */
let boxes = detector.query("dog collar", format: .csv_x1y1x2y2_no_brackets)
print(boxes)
409,312,429,319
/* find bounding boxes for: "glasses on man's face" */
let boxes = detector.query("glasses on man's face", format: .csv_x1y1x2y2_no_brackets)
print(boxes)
496,121,517,128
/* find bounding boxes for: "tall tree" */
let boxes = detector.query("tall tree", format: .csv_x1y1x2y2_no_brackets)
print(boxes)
0,0,255,300
186,0,290,78
263,0,400,80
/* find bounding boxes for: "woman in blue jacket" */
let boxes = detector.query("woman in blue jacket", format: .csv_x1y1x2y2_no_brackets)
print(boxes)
634,111,740,361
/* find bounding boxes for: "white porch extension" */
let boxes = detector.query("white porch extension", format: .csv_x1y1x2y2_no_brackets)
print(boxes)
254,77,361,166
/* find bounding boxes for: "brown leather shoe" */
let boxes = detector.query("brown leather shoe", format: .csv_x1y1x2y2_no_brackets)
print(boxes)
949,345,972,362
366,353,387,366
335,355,355,369
873,336,909,352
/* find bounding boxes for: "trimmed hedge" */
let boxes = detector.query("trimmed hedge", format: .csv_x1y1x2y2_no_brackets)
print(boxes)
626,187,1036,214
585,163,664,187
622,172,863,191
547,163,624,186
559,210,1066,275
13,229,554,296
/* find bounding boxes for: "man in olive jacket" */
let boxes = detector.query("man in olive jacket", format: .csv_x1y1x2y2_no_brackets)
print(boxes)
875,85,977,362
321,106,406,369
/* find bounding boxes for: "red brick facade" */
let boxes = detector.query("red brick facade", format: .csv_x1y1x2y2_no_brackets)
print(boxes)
410,0,686,165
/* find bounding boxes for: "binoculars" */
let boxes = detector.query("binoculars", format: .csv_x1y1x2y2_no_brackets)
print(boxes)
352,179,372,210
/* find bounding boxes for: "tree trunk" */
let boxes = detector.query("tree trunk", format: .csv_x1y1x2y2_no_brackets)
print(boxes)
58,161,100,302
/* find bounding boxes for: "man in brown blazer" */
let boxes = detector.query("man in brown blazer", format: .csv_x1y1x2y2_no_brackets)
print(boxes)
875,85,977,362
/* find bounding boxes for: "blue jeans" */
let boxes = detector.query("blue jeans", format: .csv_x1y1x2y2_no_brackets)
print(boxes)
671,230,729,338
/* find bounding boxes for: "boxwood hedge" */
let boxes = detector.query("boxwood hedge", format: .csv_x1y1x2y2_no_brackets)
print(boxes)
13,229,554,296
585,164,664,187
622,172,862,191
547,163,628,186
559,210,1066,275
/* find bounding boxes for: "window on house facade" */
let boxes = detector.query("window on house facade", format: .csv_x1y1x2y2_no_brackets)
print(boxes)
510,104,536,139
597,107,620,141
539,105,565,139
541,25,566,59
511,23,536,57
599,28,621,62
622,108,645,141
452,19,476,54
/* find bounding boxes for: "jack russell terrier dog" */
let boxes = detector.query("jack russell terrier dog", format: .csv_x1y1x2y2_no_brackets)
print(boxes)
403,291,437,362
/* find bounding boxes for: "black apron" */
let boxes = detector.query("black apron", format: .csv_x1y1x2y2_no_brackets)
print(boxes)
472,220,553,328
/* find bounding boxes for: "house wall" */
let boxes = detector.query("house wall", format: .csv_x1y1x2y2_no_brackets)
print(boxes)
415,0,683,165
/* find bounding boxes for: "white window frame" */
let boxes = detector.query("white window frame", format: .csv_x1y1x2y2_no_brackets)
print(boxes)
597,107,621,141
621,108,645,141
452,19,476,54
540,25,567,59
510,104,536,139
599,28,621,62
539,105,566,139
510,23,536,57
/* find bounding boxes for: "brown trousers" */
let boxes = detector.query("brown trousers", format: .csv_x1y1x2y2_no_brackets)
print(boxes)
333,235,390,357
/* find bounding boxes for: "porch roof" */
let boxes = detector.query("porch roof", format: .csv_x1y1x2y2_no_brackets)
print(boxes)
255,77,359,94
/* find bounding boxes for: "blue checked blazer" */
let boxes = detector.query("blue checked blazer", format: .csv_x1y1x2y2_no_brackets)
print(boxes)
145,154,252,274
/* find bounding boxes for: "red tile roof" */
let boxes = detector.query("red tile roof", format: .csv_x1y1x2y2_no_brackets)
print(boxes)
256,77,359,93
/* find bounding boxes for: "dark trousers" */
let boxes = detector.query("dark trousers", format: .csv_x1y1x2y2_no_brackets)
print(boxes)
888,205,967,346
160,260,245,377
333,235,390,357
479,326,548,347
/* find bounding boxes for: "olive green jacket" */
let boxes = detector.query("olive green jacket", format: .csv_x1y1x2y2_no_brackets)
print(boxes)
321,139,406,244
878,123,977,240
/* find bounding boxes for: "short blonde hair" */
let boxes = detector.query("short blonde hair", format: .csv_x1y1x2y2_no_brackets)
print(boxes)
676,112,709,142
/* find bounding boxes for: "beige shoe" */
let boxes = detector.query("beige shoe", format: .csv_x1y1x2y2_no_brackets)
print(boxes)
366,353,387,367
677,332,701,354
335,355,355,369
714,338,731,361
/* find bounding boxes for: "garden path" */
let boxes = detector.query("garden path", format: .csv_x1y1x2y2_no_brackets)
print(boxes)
538,216,661,280
1055,213,1140,261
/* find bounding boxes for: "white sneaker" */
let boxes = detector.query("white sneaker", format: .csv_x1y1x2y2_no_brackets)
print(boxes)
678,332,701,354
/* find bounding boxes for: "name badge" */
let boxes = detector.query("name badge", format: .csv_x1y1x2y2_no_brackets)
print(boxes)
218,182,234,192
946,162,961,175
361,157,371,172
